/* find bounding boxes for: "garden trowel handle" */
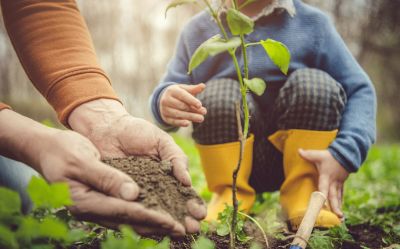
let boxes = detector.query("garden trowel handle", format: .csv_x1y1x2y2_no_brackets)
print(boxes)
290,191,327,249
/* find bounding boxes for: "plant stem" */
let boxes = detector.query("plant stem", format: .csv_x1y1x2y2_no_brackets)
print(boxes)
239,33,250,139
238,0,257,10
231,1,251,249
202,0,229,39
202,1,251,249
231,102,244,249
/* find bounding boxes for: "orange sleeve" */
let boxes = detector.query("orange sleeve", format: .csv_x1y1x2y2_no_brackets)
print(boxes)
1,0,120,126
0,103,11,111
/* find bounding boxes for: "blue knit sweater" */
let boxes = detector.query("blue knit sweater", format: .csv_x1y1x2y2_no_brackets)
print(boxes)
150,0,377,172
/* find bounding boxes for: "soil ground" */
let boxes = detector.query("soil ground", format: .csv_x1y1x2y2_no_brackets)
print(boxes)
95,155,399,249
168,222,398,249
69,221,398,249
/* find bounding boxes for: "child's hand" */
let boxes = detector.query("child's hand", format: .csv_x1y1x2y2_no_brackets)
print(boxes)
298,149,349,219
160,83,207,127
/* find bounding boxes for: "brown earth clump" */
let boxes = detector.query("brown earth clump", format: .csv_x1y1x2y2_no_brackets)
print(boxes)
103,156,203,224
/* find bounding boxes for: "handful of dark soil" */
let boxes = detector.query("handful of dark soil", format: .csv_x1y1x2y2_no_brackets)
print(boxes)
102,156,203,223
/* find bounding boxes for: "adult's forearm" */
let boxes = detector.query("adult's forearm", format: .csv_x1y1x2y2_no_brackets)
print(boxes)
1,0,120,126
0,109,53,170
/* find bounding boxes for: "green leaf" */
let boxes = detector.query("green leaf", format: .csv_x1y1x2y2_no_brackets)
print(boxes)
165,0,197,18
27,176,72,209
188,35,241,74
200,220,210,234
250,242,262,249
0,187,22,227
216,222,230,236
101,227,167,249
50,183,73,208
39,218,68,239
154,237,170,249
101,236,129,249
31,245,54,249
17,217,68,241
0,187,21,215
101,226,141,249
244,78,266,96
226,8,254,35
0,225,18,249
260,39,290,75
192,236,215,249
65,229,87,244
138,238,158,247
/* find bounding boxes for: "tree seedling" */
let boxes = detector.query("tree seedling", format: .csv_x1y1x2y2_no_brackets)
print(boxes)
166,0,291,248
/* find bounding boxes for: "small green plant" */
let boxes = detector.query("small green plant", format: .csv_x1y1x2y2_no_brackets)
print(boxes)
308,224,354,249
166,1,290,248
216,205,251,243
101,226,170,249
0,176,85,249
0,176,173,249
192,236,216,249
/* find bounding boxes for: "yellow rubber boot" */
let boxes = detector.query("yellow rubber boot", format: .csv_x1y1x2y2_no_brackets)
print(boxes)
268,129,341,230
196,135,256,221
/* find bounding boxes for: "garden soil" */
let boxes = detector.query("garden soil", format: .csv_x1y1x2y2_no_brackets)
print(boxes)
78,156,400,249
102,156,203,224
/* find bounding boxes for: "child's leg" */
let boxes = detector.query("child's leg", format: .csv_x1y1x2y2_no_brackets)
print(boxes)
274,68,346,131
269,68,347,229
192,78,262,220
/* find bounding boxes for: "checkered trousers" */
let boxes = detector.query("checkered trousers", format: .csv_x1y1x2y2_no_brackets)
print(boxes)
192,68,347,192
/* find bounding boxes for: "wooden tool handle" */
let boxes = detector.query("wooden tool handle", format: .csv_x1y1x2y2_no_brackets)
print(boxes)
291,191,327,248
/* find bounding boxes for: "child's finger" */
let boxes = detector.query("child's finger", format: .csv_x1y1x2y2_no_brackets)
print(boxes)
173,88,202,108
190,105,207,115
298,149,323,163
337,183,344,209
163,107,204,123
163,97,190,112
167,98,206,115
179,83,206,96
329,183,343,218
317,174,330,197
163,116,190,127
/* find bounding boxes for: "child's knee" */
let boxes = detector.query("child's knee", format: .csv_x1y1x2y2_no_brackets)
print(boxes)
192,78,242,145
276,68,347,130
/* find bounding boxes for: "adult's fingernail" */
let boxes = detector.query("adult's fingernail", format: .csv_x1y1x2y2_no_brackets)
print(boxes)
185,216,200,234
119,182,139,200
187,199,207,219
185,172,192,186
172,223,186,236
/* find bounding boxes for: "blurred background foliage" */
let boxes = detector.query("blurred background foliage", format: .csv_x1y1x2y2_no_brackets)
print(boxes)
0,0,399,142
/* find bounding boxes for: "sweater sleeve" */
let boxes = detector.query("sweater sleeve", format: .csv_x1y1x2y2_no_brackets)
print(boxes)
149,27,192,131
1,0,120,127
316,16,377,172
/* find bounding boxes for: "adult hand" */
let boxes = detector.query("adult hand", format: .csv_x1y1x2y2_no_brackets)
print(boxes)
0,109,185,236
36,130,188,236
299,149,349,219
68,99,206,234
160,83,207,127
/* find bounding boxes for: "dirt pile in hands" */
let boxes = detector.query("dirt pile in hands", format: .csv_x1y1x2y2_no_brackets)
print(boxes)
103,156,203,223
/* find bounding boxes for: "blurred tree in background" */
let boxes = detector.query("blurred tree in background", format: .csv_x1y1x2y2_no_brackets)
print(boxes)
0,0,398,142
